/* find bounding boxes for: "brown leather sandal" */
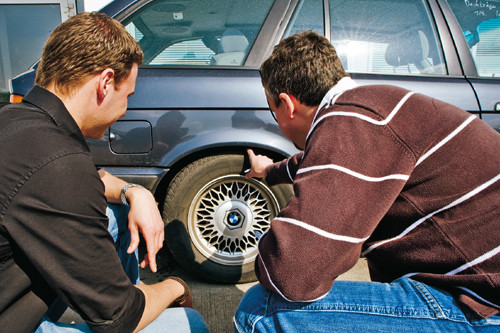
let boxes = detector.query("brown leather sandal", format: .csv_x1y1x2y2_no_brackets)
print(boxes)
168,276,193,308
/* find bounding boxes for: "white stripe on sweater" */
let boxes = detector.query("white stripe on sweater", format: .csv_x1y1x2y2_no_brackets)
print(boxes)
307,91,415,141
286,157,294,182
446,244,500,276
297,164,409,182
403,245,500,277
258,255,290,301
362,173,500,256
275,217,369,243
416,115,477,166
257,255,329,303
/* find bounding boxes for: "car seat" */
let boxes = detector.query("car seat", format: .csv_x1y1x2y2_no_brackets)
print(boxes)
385,30,432,72
211,28,249,66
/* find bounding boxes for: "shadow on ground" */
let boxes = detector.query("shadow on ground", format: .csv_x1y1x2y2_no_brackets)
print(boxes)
61,243,369,333
140,245,249,333
141,246,370,333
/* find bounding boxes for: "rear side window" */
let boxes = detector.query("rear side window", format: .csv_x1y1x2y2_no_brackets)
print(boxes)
286,0,446,75
446,0,500,77
122,0,274,66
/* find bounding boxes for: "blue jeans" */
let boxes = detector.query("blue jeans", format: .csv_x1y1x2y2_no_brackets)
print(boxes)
35,204,209,333
234,278,500,332
106,203,140,284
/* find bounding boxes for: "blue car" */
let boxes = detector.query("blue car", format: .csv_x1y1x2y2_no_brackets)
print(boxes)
9,0,500,283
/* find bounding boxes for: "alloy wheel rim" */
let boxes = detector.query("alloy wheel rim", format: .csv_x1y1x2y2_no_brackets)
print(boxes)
188,175,278,265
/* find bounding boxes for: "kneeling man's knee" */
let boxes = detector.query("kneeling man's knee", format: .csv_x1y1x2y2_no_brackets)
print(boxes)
234,284,269,332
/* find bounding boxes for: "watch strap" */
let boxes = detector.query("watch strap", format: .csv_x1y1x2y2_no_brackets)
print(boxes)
120,183,145,205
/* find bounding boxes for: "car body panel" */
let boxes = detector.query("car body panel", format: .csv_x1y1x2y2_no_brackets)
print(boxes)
9,0,499,192
127,68,267,109
92,108,296,167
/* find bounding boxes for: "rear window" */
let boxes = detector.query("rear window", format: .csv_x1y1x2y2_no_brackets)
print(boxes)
122,0,274,66
446,0,500,77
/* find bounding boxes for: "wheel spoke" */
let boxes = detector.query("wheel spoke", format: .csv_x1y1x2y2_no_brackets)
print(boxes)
189,175,279,265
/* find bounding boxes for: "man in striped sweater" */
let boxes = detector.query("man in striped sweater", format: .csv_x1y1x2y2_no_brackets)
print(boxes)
234,31,499,332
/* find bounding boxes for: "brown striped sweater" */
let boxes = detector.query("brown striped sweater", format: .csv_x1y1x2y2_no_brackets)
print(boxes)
256,79,500,318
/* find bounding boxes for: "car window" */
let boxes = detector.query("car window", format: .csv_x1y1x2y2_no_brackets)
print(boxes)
331,0,446,75
122,0,274,66
284,0,324,36
446,0,500,77
0,4,61,96
286,0,446,76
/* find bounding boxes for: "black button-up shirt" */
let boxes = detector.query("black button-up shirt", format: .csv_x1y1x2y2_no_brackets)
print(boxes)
0,86,144,332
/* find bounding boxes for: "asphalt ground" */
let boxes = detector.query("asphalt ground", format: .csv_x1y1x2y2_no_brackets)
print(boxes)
60,245,370,333
141,248,370,333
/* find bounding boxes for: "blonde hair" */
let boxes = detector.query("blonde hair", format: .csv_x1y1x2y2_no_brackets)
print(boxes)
36,12,143,96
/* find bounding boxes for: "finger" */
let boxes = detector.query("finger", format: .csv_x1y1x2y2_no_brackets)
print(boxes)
160,227,165,246
145,235,160,272
127,225,140,254
246,149,255,179
140,254,149,269
153,221,164,253
157,228,165,251
147,247,158,273
247,148,256,160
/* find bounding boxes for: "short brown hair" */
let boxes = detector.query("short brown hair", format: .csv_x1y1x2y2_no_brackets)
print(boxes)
36,12,143,96
260,31,347,107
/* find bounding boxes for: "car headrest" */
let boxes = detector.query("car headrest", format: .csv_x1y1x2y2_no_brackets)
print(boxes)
385,30,429,68
220,28,249,53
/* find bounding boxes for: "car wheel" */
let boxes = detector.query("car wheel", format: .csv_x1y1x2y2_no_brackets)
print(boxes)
163,154,293,283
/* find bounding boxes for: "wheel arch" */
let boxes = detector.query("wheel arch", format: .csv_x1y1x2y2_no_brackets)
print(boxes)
153,143,294,208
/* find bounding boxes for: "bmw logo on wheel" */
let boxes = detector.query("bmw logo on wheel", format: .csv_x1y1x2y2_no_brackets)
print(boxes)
224,209,245,229
228,212,240,226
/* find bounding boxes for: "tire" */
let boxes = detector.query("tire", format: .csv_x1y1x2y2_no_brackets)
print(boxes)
163,154,293,283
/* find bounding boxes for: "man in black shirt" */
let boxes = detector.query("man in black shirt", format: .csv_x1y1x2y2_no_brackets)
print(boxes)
0,12,207,332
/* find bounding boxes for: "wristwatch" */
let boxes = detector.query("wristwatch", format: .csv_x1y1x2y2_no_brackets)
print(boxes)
120,183,145,205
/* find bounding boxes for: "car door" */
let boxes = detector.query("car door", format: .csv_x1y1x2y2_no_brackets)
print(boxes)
277,0,483,118
90,0,297,174
441,0,500,132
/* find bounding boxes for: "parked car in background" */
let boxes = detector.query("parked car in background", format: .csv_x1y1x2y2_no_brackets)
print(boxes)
0,0,80,102
9,0,500,283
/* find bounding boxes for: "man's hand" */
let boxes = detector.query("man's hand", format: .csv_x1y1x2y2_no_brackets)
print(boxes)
98,169,164,272
245,148,274,179
126,187,165,273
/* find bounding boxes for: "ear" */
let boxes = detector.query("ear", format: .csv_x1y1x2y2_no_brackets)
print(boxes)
97,68,115,101
279,93,300,119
